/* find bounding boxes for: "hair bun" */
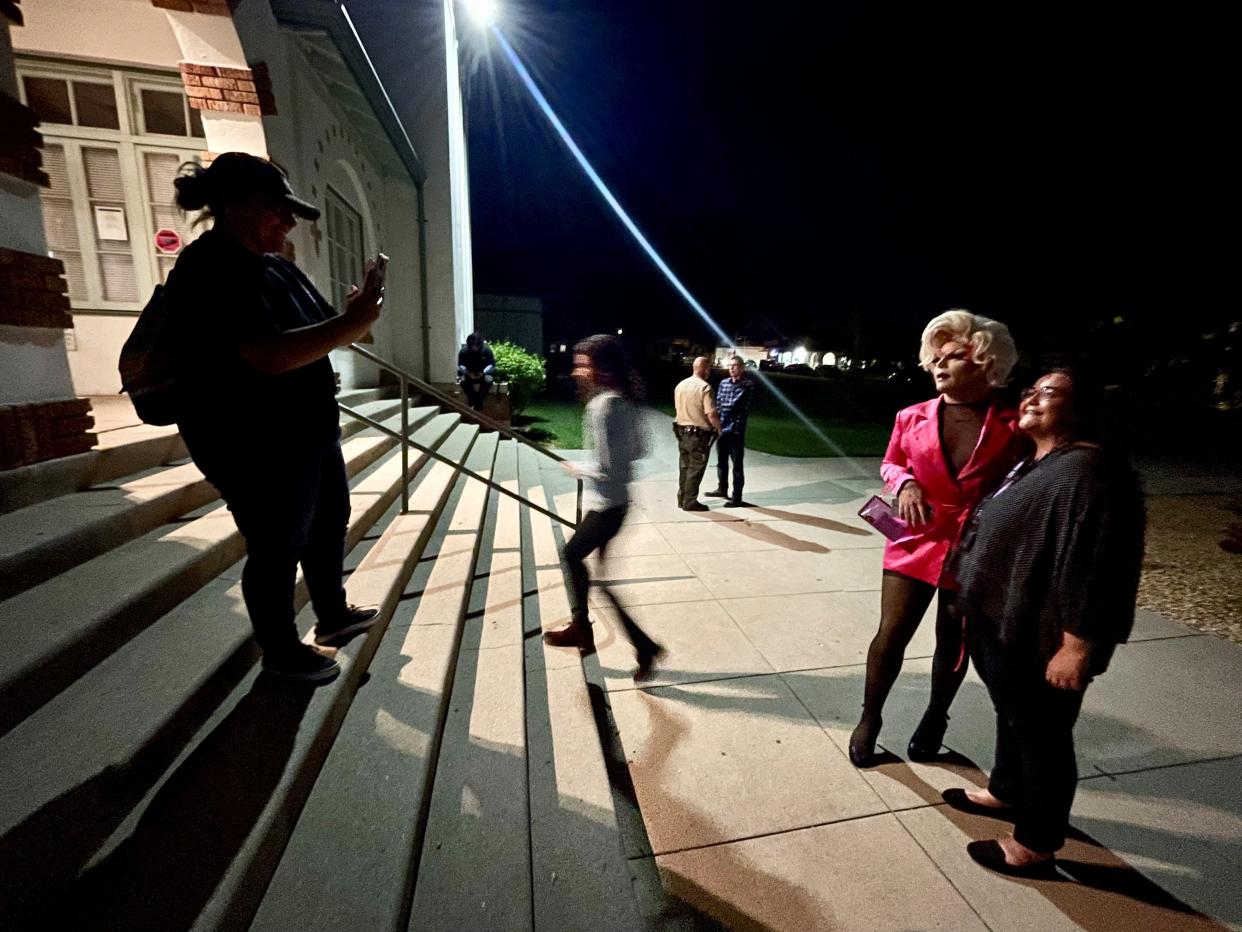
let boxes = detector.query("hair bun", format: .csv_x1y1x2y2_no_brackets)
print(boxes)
173,165,210,210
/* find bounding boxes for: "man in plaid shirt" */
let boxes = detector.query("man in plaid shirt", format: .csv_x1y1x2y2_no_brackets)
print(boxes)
706,355,754,507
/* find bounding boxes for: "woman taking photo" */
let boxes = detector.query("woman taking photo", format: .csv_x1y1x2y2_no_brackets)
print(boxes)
944,368,1145,877
849,310,1027,766
168,153,384,683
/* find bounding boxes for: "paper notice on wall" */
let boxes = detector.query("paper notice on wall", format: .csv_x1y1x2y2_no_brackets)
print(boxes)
94,206,129,242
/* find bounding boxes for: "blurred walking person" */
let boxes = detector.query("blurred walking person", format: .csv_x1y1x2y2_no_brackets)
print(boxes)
542,335,665,680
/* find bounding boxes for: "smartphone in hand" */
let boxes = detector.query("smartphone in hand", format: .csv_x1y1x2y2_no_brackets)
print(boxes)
373,252,389,290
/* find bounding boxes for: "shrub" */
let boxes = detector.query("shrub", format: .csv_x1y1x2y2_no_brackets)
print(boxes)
491,340,546,414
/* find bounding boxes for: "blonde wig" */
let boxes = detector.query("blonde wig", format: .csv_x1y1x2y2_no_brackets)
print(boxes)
918,309,1017,387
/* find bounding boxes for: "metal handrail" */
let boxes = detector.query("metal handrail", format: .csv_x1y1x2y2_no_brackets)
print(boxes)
341,343,582,527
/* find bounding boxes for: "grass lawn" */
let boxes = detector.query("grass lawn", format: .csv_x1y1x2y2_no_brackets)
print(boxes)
653,402,887,457
519,398,890,457
742,413,889,457
513,398,583,449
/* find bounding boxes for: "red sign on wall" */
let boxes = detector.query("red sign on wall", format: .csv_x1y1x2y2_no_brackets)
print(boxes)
154,228,182,254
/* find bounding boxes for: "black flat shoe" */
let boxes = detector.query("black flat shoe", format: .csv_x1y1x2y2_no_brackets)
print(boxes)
634,644,666,682
907,710,949,761
967,840,1059,880
848,715,881,768
942,788,1017,821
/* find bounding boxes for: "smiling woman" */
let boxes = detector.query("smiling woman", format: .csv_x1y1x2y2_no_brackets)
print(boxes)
949,364,1145,877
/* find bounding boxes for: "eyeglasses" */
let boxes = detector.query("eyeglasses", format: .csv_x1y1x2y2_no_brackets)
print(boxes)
1020,386,1068,402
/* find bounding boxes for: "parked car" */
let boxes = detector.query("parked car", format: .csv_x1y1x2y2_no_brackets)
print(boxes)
816,364,842,379
782,363,814,375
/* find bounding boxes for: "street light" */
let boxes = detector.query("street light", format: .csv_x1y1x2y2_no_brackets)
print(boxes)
462,0,498,28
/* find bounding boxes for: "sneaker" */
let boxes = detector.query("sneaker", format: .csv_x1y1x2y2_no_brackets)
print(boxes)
723,499,747,508
682,501,710,512
314,603,381,648
704,488,728,498
542,617,595,651
262,643,341,683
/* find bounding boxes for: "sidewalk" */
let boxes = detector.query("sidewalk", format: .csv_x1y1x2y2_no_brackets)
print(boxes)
556,412,1242,931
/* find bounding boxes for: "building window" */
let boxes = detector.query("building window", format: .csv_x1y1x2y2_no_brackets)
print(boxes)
136,86,204,138
325,186,365,312
18,59,205,311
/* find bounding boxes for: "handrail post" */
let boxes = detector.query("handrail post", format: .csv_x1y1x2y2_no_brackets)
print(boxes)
400,375,409,513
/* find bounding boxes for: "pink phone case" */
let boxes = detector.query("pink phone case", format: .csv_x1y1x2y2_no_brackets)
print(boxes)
857,495,910,542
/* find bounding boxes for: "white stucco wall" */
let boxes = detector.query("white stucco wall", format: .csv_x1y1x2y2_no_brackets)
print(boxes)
393,0,474,384
380,176,425,380
0,18,76,405
16,0,183,67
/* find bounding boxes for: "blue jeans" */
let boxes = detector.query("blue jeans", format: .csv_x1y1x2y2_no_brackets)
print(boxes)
185,435,350,655
715,430,745,501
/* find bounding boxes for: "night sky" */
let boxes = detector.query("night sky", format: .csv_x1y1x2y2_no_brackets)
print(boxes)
355,1,1226,357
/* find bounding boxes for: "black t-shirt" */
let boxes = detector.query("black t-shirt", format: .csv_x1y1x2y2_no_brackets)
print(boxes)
167,229,339,455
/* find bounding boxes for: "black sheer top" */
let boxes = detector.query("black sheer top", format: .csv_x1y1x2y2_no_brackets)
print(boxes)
956,445,1146,674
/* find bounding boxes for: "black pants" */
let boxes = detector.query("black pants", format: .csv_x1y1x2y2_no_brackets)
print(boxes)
971,628,1086,854
715,431,745,501
562,506,657,653
462,377,490,410
189,438,351,655
674,425,713,507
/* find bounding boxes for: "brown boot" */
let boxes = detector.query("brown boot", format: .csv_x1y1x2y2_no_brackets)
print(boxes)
542,616,595,651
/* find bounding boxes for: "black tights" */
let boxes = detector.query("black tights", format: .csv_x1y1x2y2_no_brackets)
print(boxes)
860,570,966,725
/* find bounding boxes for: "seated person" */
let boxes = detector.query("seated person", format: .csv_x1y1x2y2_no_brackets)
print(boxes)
457,332,496,411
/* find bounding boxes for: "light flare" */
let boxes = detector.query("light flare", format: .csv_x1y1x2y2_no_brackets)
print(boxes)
485,24,863,464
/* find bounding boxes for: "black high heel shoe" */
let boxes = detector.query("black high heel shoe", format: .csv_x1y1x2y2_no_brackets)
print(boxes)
848,713,882,768
907,710,949,761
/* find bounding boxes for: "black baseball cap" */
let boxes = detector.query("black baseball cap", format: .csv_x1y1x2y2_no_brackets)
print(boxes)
206,152,321,221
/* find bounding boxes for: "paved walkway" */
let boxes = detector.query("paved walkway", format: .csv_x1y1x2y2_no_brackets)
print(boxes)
562,413,1242,931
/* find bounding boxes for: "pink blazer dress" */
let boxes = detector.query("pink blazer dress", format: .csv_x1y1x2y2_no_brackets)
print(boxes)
880,396,1026,589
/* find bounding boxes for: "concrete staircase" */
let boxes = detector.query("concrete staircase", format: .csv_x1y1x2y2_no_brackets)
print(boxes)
0,391,646,930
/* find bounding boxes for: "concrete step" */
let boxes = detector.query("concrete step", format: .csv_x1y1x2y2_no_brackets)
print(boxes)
517,443,643,932
250,431,501,931
0,422,188,515
0,420,477,930
407,439,534,930
0,400,435,602
0,387,394,517
0,411,460,736
78,423,481,932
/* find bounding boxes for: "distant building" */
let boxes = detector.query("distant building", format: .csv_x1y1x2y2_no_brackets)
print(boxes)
473,293,542,356
6,0,474,401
